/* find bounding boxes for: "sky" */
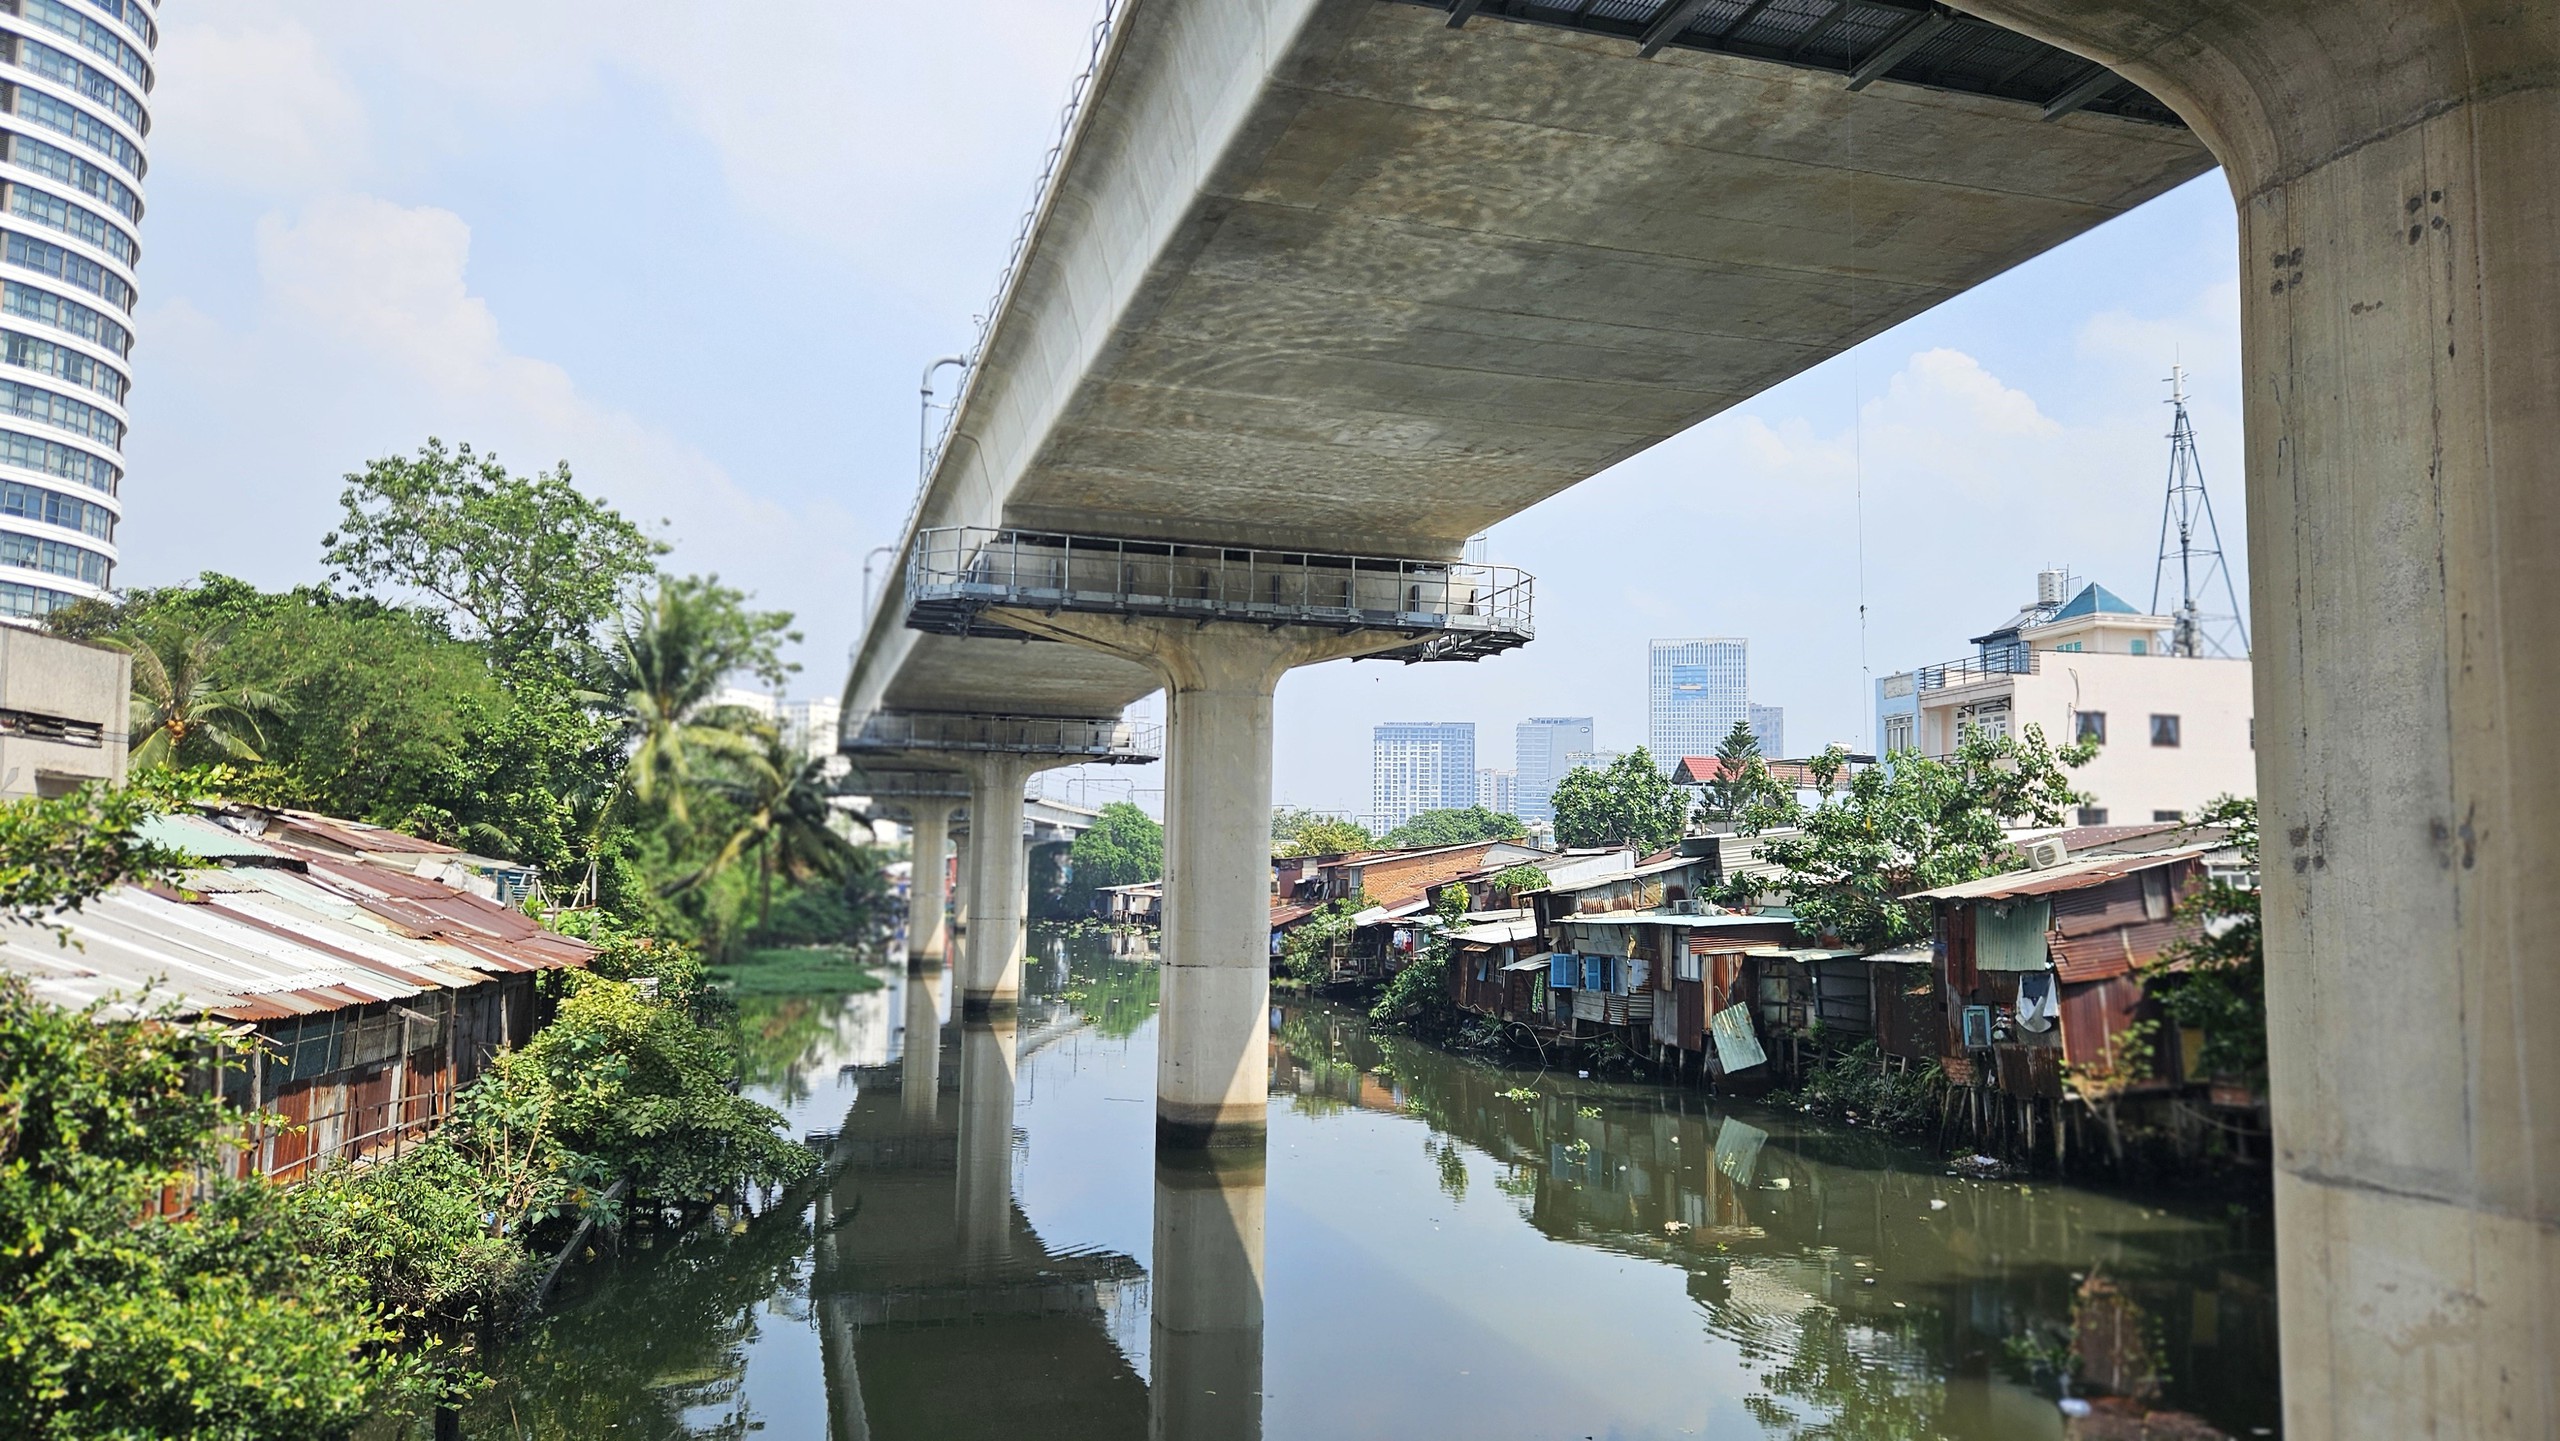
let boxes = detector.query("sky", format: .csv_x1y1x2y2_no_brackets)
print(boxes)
129,2,2249,823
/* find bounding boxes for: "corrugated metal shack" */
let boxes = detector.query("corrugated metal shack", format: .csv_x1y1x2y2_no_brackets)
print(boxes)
0,811,592,1184
1913,840,2222,1164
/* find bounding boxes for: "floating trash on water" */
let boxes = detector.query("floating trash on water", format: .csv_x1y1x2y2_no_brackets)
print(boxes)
2057,1398,2092,1418
1928,1199,1949,1210
1766,1177,1791,1190
1663,1220,1691,1235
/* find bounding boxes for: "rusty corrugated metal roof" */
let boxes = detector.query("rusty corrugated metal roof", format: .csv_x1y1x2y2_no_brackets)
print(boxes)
0,822,592,1022
1909,843,2218,902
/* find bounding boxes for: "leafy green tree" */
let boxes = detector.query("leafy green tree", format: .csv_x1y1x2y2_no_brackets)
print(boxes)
1276,892,1369,987
601,575,799,828
1549,746,1688,852
1378,805,1526,849
124,624,286,769
2143,796,2264,1082
674,732,859,926
324,438,667,673
1695,719,1787,824
1065,800,1164,912
1273,806,1371,858
0,776,189,921
1724,730,2092,947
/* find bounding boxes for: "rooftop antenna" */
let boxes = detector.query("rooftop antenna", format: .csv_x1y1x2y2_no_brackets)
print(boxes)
2150,365,2248,658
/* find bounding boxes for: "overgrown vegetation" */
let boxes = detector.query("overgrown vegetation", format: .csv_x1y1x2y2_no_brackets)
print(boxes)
1779,1040,1945,1133
1370,883,1469,1037
1277,893,1369,988
2143,796,2264,1083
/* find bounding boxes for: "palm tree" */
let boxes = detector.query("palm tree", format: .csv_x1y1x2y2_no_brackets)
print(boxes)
672,732,859,926
126,626,287,770
598,580,766,828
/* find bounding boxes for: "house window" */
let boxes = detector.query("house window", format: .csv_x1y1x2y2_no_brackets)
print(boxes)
1882,713,1914,754
2057,641,2084,653
2077,806,2109,826
2151,714,2182,747
2075,711,2106,744
2152,809,2183,823
2141,867,2173,921
2130,639,2148,655
1676,951,1703,983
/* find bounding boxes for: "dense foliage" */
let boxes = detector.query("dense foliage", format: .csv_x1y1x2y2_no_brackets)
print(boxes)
1277,893,1369,988
1693,719,1789,824
0,977,407,1441
322,438,666,674
1722,731,2092,947
1549,746,1687,852
1063,801,1164,913
1272,806,1371,859
1377,805,1526,849
1370,883,1469,1035
2143,796,2265,1082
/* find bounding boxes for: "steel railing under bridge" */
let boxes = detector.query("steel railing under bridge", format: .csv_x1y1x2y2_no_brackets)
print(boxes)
905,526,1534,663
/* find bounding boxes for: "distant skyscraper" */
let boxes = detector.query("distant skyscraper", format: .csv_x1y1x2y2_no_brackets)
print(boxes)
1649,638,1749,767
1371,722,1476,831
1749,703,1784,759
1475,768,1515,816
1513,716,1593,824
0,3,152,619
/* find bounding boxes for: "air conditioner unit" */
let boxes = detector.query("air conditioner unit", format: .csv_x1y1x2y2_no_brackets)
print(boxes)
1671,899,1705,916
2023,838,2069,870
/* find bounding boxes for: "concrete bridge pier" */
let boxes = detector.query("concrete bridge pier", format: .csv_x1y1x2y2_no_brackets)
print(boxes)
900,963,944,1127
955,1013,1018,1265
956,752,1043,1016
906,802,954,966
1150,1152,1265,1441
845,712,1159,1017
989,617,1439,1149
1958,3,2560,1434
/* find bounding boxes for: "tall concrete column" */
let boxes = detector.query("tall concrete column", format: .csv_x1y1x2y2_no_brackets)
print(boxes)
958,755,1039,1016
951,829,970,936
954,1015,1017,1265
1150,1153,1264,1441
1954,4,2559,1434
900,962,944,1126
989,616,1409,1149
907,803,953,966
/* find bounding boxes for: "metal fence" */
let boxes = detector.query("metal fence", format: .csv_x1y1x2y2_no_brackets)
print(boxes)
906,527,1534,661
1915,648,2040,691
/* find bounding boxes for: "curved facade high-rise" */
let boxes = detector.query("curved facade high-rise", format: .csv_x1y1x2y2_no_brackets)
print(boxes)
0,0,150,618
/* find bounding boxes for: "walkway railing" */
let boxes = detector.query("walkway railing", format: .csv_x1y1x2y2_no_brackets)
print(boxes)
906,527,1535,663
1914,648,2040,691
845,708,1162,762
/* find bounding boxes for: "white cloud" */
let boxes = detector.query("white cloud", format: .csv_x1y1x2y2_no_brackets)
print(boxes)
152,17,368,192
126,197,860,678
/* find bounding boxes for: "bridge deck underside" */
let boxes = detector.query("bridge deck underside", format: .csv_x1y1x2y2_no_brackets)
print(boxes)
856,0,2210,723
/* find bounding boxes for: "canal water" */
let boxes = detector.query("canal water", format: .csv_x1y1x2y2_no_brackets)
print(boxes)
469,925,2279,1439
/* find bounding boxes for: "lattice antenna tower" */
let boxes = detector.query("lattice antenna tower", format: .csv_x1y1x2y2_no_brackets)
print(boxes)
2150,366,2248,658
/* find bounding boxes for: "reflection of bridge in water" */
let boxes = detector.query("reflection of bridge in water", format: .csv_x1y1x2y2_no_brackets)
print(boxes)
809,967,1260,1441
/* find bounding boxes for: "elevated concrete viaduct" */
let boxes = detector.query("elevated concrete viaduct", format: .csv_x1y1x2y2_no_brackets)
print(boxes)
840,3,2558,1428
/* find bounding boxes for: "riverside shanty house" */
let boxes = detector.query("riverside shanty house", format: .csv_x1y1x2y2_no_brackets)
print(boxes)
0,809,593,1185
1271,837,1549,980
1905,826,2242,1160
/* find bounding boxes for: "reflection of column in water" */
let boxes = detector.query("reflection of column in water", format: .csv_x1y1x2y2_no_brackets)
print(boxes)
902,965,945,1124
1151,1152,1265,1441
954,1016,1018,1263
